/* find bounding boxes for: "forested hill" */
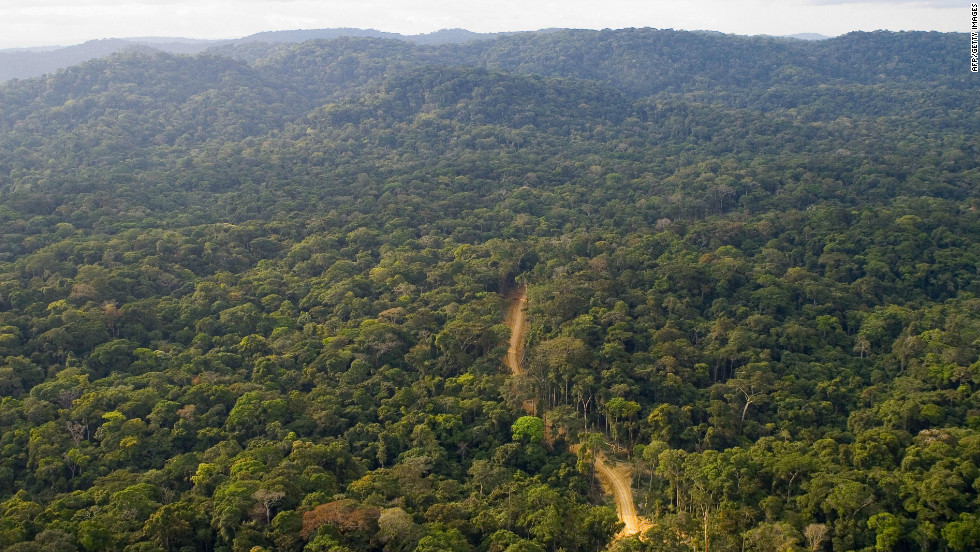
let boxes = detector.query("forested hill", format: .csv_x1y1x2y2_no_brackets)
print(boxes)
0,28,520,83
0,28,978,552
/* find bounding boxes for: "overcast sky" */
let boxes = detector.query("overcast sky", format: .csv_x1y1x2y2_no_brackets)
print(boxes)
0,0,967,49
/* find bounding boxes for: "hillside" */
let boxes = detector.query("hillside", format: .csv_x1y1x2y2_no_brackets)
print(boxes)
0,28,978,552
0,28,531,83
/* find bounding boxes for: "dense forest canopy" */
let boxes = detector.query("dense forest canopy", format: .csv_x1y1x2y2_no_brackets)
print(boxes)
0,28,978,552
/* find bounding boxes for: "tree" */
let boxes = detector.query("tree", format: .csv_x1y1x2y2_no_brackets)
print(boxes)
529,337,591,408
300,499,380,543
943,513,980,552
656,448,687,511
253,488,286,525
744,522,803,552
603,397,641,448
867,512,906,552
803,523,829,552
414,526,472,552
377,507,421,552
576,432,607,491
723,364,773,434
511,416,544,444
143,502,197,552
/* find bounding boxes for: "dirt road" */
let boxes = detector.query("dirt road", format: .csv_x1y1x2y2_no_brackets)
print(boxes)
504,288,527,376
503,288,649,539
594,454,652,537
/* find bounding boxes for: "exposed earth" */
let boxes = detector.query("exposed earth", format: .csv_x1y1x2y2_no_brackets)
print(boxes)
504,289,651,539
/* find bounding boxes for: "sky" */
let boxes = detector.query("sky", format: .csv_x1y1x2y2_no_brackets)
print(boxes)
0,0,968,49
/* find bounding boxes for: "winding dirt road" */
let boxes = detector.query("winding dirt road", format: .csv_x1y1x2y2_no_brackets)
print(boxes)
503,289,650,539
504,287,527,376
504,288,534,415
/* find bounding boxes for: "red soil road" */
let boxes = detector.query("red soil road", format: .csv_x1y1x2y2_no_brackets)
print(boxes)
504,287,528,376
567,445,652,540
507,290,651,540
593,454,653,538
504,288,534,414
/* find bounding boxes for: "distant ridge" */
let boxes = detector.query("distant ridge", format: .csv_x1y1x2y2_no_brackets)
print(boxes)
238,28,404,43
0,28,541,82
0,38,220,81
237,27,532,45
786,32,834,40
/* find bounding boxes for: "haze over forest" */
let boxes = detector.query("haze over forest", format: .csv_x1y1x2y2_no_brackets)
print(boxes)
0,27,833,83
0,26,978,552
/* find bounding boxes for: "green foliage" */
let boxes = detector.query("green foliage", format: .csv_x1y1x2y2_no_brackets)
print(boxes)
511,416,544,443
0,27,977,552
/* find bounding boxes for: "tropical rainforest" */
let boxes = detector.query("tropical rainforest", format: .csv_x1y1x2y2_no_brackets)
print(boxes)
0,27,978,552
